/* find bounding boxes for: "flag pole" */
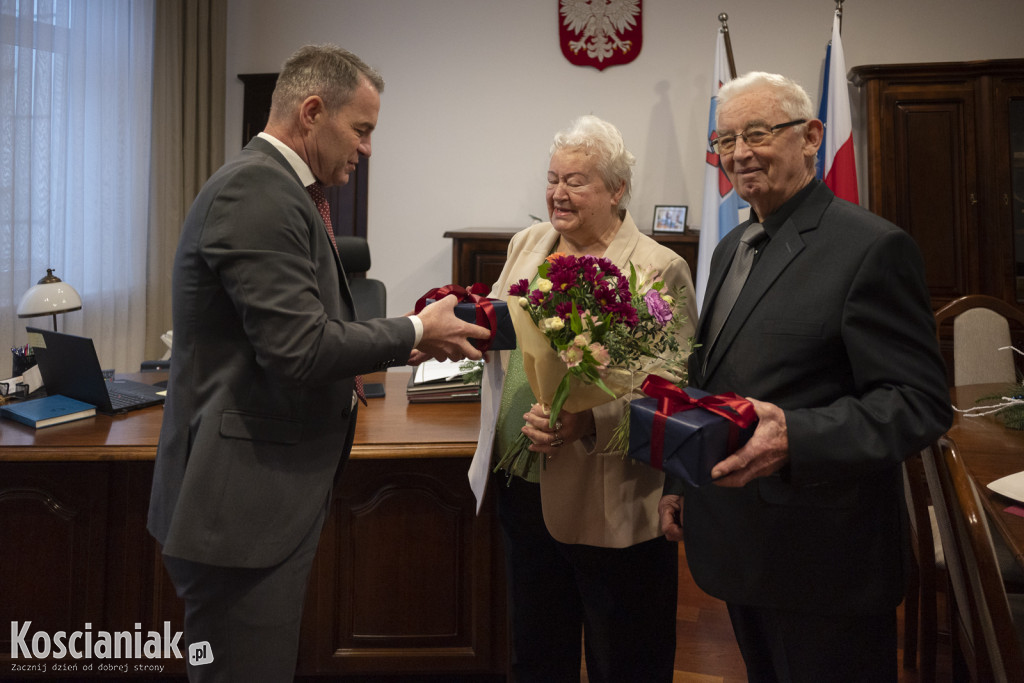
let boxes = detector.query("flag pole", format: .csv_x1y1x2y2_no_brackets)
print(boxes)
718,13,737,80
835,0,844,35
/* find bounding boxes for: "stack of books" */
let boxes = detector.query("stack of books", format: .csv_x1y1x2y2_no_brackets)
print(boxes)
406,359,482,403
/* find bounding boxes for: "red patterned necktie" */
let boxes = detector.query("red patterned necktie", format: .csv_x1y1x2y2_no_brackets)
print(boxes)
307,182,339,254
307,182,366,406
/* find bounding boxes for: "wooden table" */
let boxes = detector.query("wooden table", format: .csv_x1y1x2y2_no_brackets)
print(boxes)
0,371,506,680
947,383,1024,572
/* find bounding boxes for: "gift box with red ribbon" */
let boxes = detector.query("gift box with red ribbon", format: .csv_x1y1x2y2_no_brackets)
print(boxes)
414,283,516,352
627,375,758,486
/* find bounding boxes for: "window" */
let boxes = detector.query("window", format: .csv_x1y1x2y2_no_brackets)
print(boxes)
1,0,154,371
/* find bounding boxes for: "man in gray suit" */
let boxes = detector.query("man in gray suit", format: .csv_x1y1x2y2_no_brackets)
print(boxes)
659,72,952,681
148,44,489,682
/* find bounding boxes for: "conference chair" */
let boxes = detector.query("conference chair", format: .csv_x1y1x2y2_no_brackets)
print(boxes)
919,437,1024,683
902,450,946,679
336,236,387,320
934,295,1024,386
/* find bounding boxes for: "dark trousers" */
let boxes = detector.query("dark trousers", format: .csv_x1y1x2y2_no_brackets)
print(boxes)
162,501,328,683
726,602,898,683
496,474,678,683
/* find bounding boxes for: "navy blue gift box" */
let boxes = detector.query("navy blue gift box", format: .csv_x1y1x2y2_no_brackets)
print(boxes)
628,385,757,487
452,299,515,351
421,289,516,352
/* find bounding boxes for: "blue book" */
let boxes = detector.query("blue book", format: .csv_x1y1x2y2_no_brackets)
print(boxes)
0,394,96,428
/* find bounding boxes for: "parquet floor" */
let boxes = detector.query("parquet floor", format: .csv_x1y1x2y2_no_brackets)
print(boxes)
584,542,953,682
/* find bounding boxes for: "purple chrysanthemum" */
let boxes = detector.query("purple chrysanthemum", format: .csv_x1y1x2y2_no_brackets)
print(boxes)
644,289,673,325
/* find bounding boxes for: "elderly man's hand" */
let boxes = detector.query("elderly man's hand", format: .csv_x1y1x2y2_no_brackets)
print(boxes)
659,495,683,542
710,397,789,487
413,294,491,363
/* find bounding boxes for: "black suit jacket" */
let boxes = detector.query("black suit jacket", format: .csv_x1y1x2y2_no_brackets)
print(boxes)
148,137,415,568
678,182,952,615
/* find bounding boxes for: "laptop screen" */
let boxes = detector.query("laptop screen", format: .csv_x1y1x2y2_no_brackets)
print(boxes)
25,327,164,414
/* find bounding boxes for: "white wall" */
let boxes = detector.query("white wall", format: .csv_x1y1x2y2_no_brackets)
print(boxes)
225,0,1024,318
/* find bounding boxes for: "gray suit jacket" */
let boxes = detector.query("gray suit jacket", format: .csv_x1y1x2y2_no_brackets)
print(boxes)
677,181,952,615
148,137,415,568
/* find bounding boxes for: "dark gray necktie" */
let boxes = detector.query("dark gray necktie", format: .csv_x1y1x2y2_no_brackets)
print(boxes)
703,222,767,369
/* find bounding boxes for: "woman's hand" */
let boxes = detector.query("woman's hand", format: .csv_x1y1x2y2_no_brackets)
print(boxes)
521,403,595,454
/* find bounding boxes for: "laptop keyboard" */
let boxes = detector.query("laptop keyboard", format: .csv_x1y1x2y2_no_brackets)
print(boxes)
107,389,150,410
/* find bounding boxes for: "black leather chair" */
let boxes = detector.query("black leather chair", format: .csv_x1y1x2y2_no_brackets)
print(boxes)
336,236,387,320
139,245,386,375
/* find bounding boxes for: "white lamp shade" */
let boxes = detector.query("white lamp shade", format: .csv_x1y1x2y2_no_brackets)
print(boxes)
17,269,83,318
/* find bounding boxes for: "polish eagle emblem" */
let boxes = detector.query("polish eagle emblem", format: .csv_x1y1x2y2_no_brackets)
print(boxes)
559,0,642,71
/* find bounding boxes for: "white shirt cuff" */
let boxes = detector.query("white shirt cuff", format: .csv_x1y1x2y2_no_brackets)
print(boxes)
408,314,424,346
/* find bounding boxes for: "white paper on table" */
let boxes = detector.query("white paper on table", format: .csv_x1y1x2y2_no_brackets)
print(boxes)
414,358,470,384
987,470,1024,505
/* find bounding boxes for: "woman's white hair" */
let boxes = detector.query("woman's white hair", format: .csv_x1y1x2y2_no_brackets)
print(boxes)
716,71,815,125
550,115,635,210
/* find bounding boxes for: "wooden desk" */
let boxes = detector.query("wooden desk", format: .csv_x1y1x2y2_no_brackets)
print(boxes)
0,372,506,680
947,383,1024,572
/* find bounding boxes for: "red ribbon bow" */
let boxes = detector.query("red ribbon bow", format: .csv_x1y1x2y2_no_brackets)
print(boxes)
415,283,498,353
639,375,757,471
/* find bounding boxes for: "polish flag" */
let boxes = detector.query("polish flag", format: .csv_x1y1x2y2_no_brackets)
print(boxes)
695,28,744,314
816,10,858,203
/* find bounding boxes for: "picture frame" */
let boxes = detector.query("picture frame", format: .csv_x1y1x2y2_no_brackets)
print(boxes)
652,205,689,235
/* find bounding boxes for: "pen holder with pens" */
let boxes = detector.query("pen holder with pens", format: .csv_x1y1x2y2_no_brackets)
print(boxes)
11,346,36,377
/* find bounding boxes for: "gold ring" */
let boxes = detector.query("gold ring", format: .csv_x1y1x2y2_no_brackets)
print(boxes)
555,419,563,431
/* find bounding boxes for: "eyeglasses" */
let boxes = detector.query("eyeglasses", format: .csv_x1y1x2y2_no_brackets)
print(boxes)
710,119,807,156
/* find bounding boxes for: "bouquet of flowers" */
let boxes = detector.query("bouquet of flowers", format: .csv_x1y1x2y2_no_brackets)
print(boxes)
493,252,691,479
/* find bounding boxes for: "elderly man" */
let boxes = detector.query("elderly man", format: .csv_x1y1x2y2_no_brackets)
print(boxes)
659,72,952,681
148,45,488,682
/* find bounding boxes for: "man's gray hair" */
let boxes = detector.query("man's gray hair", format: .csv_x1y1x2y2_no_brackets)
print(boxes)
270,44,384,118
551,115,635,210
716,72,815,126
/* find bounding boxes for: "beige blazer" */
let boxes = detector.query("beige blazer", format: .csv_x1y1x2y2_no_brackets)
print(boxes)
469,211,698,548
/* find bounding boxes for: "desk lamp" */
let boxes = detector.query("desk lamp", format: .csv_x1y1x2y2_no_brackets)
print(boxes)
17,268,82,330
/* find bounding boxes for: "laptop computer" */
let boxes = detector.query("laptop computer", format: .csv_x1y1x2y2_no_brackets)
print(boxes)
26,327,166,415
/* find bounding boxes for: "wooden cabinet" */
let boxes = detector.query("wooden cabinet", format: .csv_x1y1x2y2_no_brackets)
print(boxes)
0,460,184,675
444,227,699,289
652,232,700,273
851,59,1024,306
444,228,518,288
303,458,505,677
0,464,110,658
851,60,1024,376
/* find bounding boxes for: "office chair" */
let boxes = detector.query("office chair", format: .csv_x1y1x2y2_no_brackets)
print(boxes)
336,236,387,320
902,449,946,679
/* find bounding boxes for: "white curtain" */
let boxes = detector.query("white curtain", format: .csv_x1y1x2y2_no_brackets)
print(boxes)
1,0,155,374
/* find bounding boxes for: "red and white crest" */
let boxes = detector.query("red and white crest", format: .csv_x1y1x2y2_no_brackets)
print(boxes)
559,0,642,71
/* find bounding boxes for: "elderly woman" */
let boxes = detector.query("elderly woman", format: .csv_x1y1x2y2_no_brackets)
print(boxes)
469,115,698,683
